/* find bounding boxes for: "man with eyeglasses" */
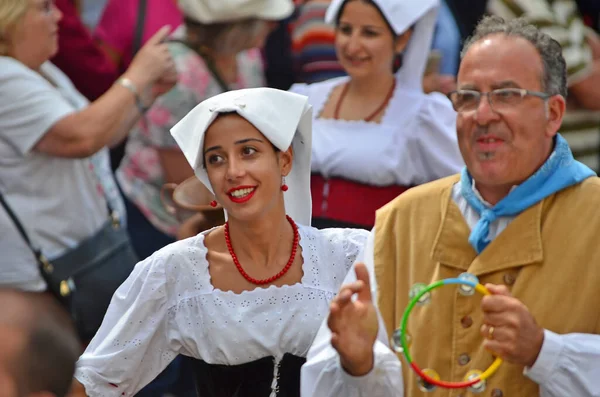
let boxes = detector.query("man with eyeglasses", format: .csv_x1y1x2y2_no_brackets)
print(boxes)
301,15,600,397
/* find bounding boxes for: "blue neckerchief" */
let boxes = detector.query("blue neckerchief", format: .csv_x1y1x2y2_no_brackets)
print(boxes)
461,134,596,253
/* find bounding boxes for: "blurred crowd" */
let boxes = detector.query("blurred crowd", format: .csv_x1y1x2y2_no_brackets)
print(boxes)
0,0,599,396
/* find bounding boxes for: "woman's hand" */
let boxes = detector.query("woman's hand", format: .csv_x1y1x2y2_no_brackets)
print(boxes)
327,263,379,376
124,26,177,94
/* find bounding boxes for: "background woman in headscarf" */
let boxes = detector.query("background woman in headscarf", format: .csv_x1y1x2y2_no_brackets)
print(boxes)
72,88,369,397
290,0,463,230
116,0,295,261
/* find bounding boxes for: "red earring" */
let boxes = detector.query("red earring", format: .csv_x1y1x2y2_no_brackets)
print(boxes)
281,177,288,192
210,200,217,207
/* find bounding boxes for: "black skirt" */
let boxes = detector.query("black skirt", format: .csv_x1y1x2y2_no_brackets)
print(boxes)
192,353,306,397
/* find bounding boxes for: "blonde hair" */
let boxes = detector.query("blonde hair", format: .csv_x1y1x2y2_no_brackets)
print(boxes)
0,0,29,55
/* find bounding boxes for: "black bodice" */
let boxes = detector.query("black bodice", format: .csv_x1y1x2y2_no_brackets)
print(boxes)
192,353,306,397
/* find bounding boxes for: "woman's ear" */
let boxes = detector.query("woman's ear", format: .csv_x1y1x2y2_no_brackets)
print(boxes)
394,29,413,54
279,146,294,177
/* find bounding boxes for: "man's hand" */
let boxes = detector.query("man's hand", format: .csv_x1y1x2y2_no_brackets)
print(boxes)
328,263,379,377
480,284,545,368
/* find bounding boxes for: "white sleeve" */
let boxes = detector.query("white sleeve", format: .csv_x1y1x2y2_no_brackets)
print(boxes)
524,330,600,397
0,60,76,155
289,82,310,97
301,229,405,397
74,253,183,397
410,93,464,183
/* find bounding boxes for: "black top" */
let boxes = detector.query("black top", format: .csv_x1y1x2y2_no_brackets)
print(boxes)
192,353,306,397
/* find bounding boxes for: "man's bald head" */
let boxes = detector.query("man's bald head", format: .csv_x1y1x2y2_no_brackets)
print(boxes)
0,290,81,397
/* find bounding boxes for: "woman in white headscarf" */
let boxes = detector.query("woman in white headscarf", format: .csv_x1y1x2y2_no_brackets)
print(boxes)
290,0,463,230
72,88,369,397
116,0,293,261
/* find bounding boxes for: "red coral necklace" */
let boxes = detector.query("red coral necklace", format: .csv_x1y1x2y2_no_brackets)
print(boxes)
224,215,299,285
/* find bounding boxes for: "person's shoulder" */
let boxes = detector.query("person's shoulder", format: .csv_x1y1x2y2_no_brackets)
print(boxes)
0,57,38,82
298,224,369,285
142,233,209,273
417,91,456,121
299,224,369,251
166,40,202,65
289,76,348,98
378,174,460,218
560,175,600,203
577,175,600,189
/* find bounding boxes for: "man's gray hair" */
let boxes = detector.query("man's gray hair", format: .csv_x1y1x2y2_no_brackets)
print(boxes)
461,15,568,98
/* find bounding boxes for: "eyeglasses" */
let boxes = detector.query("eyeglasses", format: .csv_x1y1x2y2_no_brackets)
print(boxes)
447,88,551,113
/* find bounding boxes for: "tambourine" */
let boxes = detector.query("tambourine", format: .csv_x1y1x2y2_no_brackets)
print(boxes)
391,273,503,393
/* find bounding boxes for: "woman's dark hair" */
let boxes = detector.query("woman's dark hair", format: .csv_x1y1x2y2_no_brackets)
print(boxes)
334,0,403,73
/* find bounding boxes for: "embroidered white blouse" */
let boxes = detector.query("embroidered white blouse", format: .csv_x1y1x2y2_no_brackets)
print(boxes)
74,224,368,396
290,76,464,187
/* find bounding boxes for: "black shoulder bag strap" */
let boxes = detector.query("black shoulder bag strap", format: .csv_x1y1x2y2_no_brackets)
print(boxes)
132,0,148,56
0,191,48,267
0,190,65,299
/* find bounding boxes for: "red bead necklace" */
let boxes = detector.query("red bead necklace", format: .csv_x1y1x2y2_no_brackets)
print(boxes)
334,79,397,122
224,215,299,285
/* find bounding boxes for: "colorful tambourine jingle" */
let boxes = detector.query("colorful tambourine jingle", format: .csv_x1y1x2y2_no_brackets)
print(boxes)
466,369,486,394
417,369,440,392
390,328,412,354
395,272,504,391
458,272,479,296
409,282,431,306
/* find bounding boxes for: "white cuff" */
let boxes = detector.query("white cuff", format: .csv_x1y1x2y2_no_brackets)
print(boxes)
338,341,395,388
523,329,564,385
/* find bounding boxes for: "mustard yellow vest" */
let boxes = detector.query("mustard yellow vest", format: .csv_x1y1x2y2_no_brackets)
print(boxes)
374,174,600,397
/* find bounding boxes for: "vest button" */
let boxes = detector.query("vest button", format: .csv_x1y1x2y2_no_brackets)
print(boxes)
461,315,473,328
458,353,470,365
503,273,516,285
491,388,503,397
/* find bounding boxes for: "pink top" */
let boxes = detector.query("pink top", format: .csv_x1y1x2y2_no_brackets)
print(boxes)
94,0,183,71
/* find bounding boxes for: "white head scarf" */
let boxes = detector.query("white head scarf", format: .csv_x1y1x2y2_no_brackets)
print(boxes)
177,0,294,24
170,88,313,226
325,0,440,92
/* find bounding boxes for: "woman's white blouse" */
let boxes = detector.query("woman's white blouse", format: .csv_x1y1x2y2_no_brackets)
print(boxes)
290,76,464,186
75,224,368,396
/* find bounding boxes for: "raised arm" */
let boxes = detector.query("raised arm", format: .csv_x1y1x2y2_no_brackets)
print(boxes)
301,231,404,397
34,26,177,158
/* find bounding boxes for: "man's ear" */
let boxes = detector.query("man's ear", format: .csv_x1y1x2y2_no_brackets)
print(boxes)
545,94,566,138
